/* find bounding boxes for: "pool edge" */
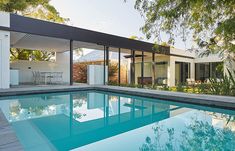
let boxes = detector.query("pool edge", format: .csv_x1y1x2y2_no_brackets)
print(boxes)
0,85,234,110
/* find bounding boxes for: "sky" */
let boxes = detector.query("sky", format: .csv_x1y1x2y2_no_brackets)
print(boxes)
50,0,191,50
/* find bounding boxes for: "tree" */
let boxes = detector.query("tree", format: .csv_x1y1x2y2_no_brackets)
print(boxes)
0,0,68,61
140,117,235,151
10,48,55,61
0,0,67,23
133,0,235,60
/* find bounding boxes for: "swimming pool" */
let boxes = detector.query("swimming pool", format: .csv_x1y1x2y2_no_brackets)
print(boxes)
0,90,234,151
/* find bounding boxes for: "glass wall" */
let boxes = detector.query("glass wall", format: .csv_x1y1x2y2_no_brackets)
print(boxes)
211,62,223,78
107,47,119,85
143,52,153,86
195,62,223,81
155,62,168,85
134,51,142,85
120,49,131,85
175,62,191,84
73,48,104,84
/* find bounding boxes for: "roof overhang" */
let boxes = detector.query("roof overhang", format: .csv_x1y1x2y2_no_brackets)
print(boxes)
0,13,170,54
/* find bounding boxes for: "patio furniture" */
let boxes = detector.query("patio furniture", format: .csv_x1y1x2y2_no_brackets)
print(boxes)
204,78,210,84
195,80,202,85
51,72,63,84
138,77,152,85
32,71,41,84
155,77,168,85
40,72,63,85
186,78,195,86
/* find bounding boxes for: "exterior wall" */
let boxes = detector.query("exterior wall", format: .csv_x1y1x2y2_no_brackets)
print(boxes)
134,55,194,87
170,48,196,58
55,52,70,83
194,53,234,78
0,12,10,28
0,12,10,89
0,30,10,89
10,52,70,84
87,65,108,85
168,56,176,86
135,55,170,85
194,53,223,63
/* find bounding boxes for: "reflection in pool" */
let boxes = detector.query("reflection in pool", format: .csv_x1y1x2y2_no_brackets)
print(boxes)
0,91,234,151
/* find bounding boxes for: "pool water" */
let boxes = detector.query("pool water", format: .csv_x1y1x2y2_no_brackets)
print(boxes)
0,91,234,151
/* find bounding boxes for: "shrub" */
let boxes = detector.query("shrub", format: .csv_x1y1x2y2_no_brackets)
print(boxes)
176,83,184,92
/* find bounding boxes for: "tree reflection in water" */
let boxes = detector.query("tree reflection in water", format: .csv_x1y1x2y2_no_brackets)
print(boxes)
73,93,87,120
140,116,235,151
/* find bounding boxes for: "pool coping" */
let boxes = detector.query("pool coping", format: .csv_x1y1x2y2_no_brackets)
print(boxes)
0,85,234,109
94,85,235,110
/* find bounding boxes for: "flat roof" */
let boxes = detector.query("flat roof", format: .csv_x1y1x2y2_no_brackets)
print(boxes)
0,13,170,54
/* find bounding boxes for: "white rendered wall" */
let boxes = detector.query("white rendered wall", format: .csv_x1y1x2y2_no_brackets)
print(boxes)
0,12,10,28
0,30,10,89
194,54,223,63
87,65,108,85
55,52,70,83
10,52,70,84
168,56,176,87
170,48,196,58
167,56,194,86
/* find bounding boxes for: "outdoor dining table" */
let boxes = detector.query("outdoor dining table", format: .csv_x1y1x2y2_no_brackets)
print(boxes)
39,72,63,85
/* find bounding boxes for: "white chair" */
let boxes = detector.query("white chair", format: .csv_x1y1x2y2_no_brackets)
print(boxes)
32,71,41,85
186,78,195,85
32,71,37,84
52,72,63,84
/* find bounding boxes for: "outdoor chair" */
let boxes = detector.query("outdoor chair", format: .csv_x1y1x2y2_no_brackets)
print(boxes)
51,72,63,84
186,78,195,86
32,71,41,85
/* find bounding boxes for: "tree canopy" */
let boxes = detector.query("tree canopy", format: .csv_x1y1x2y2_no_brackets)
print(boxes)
0,0,68,23
0,0,68,61
134,0,235,59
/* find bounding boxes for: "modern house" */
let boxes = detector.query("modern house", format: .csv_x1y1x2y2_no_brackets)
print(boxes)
0,11,233,89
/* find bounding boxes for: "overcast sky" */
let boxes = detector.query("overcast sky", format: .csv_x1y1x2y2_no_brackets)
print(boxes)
50,0,192,49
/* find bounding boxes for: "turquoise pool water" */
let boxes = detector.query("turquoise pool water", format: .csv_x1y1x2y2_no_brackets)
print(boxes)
0,91,235,151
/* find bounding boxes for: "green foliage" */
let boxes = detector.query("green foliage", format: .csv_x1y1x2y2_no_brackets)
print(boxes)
160,84,170,91
0,0,68,61
133,0,235,59
108,62,118,78
0,0,68,23
10,48,54,61
209,69,235,96
110,69,235,96
140,118,235,151
176,83,184,92
197,83,210,94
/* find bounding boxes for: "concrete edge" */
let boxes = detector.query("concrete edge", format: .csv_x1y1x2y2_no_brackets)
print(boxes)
0,86,95,97
0,85,234,110
94,86,235,110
